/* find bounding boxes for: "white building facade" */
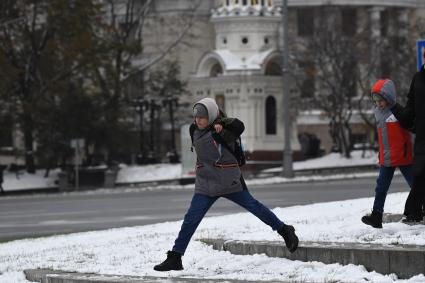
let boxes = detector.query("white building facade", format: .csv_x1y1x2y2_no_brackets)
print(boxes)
190,1,299,162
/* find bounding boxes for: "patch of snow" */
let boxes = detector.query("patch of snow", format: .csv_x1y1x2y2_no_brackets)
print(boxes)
0,193,423,282
3,169,59,192
264,150,377,173
116,164,182,184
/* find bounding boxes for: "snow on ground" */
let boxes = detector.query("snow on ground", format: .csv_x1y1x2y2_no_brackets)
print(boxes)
1,192,424,283
116,163,182,184
2,169,59,192
264,150,377,173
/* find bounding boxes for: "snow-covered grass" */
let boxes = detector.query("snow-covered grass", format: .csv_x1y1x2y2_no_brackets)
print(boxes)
116,163,181,184
1,192,424,283
2,169,59,192
264,150,377,173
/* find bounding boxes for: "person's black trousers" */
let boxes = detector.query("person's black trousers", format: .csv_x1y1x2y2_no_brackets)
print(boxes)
404,174,425,217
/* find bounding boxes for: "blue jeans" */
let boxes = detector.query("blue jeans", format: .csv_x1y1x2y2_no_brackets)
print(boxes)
172,190,284,254
373,165,413,213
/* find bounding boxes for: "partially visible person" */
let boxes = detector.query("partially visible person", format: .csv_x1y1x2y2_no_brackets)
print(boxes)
0,165,4,193
379,56,425,222
361,79,413,228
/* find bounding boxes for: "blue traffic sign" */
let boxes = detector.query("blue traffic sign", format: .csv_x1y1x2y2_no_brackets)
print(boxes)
417,40,425,71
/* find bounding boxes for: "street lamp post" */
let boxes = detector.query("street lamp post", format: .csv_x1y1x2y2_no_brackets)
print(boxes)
281,0,294,178
147,99,161,163
135,96,149,164
163,96,180,163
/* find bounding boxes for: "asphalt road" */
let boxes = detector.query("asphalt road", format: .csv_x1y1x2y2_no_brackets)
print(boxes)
0,176,410,241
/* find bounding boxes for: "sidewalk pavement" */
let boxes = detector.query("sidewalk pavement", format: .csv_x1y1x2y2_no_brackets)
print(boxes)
201,238,425,279
200,214,425,280
24,269,288,283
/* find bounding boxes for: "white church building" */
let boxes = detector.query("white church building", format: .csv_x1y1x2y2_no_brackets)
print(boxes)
190,0,300,163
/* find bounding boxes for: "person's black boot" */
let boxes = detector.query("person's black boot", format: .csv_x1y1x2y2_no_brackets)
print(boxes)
361,210,383,228
402,214,423,224
153,251,183,271
278,224,299,253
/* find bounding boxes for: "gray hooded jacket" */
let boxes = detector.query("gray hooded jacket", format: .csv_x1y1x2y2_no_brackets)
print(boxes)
192,98,243,197
373,79,413,167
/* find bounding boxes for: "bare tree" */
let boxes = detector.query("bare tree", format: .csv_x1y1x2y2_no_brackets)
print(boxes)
146,60,187,162
0,0,100,172
293,7,360,158
0,0,202,171
293,7,423,158
356,16,424,151
92,0,200,98
88,0,201,163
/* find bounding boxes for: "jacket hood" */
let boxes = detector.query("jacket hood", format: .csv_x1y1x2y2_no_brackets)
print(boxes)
193,97,219,125
371,79,396,104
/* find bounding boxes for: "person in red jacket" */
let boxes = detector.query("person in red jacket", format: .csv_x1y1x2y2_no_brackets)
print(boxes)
361,79,413,228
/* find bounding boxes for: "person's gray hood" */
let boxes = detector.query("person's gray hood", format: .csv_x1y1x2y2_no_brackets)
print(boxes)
372,79,396,105
193,98,219,125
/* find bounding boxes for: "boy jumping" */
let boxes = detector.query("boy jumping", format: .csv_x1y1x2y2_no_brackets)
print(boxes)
154,97,299,271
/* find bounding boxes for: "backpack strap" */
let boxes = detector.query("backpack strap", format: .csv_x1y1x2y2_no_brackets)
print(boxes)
189,123,196,152
214,132,240,163
189,123,212,152
220,140,237,157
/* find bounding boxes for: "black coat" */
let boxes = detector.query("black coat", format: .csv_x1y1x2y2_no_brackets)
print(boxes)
391,66,425,176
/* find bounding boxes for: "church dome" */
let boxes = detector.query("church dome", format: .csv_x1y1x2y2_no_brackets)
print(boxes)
213,0,279,17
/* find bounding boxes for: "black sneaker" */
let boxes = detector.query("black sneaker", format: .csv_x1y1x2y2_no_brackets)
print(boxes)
402,214,423,224
278,224,299,253
361,210,383,228
153,251,183,271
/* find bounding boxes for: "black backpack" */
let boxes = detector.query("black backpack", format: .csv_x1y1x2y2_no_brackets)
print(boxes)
189,123,246,167
231,136,246,167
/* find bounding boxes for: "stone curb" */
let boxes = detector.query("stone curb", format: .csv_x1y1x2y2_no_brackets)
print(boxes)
200,238,425,279
24,269,286,283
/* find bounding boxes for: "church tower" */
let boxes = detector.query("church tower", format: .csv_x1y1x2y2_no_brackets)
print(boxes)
190,0,299,164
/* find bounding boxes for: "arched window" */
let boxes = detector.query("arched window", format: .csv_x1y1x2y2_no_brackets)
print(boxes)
216,94,225,111
210,63,223,77
265,60,282,76
265,96,277,135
